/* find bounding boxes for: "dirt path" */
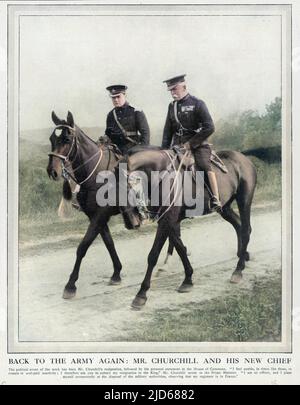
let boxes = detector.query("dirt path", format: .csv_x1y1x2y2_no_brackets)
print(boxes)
19,208,281,345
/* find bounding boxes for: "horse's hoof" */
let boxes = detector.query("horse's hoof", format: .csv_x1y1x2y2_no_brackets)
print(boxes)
244,252,250,261
108,278,121,286
177,282,193,293
131,296,147,310
62,288,76,299
230,271,243,284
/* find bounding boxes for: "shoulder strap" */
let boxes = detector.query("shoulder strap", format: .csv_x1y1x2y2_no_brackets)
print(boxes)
173,101,187,131
173,101,180,125
112,109,138,144
173,101,191,134
113,109,126,134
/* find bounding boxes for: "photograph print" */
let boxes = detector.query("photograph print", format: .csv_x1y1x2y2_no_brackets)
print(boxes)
6,2,291,353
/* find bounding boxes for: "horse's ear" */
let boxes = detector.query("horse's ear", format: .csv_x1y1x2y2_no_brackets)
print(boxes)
52,111,62,125
67,111,74,128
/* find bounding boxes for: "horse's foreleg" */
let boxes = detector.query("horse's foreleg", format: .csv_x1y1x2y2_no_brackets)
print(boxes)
99,224,122,285
132,222,169,309
63,221,99,299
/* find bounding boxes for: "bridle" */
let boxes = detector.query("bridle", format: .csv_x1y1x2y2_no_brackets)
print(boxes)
48,125,77,163
48,124,104,186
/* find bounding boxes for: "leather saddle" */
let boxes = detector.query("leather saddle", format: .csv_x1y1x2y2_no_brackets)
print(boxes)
173,146,228,173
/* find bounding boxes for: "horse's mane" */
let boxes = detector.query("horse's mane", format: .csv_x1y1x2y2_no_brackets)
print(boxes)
75,125,98,145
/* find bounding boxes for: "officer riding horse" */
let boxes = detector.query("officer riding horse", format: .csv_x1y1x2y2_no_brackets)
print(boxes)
162,74,222,213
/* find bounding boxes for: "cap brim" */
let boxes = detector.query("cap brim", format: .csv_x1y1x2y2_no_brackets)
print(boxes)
109,92,124,98
167,81,186,90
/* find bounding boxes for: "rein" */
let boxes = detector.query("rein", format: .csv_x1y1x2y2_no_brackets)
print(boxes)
154,150,188,222
77,148,103,186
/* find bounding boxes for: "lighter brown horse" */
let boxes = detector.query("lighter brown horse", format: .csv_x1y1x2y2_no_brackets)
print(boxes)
117,147,257,309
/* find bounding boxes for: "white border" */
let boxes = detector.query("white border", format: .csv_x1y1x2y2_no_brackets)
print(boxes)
1,0,300,385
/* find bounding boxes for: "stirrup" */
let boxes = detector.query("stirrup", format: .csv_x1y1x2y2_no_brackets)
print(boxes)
210,196,222,213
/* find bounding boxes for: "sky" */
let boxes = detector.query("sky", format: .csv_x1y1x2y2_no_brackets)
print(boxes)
20,13,281,143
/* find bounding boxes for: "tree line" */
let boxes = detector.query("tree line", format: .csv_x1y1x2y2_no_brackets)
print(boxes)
213,97,282,153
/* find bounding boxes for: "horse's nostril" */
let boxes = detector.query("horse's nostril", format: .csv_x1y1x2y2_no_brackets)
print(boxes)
51,170,58,179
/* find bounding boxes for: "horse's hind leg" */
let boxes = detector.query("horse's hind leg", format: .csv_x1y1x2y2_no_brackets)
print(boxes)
231,189,254,283
99,224,122,285
220,204,242,258
63,221,99,299
132,221,169,309
236,203,252,268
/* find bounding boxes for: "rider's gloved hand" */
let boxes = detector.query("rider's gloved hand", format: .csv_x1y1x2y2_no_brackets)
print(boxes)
98,134,111,145
183,128,200,136
182,142,191,152
172,144,181,153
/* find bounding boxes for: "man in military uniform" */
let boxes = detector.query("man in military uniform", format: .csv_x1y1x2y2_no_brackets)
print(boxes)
102,85,150,225
161,74,222,213
103,85,150,155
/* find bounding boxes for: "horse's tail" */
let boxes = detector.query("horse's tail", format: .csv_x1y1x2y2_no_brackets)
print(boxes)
58,180,73,219
242,146,281,163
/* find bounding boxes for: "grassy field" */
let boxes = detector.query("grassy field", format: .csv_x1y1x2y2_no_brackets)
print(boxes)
250,157,281,202
115,271,282,342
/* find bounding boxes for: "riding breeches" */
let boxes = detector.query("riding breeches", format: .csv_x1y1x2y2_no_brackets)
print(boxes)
193,144,212,172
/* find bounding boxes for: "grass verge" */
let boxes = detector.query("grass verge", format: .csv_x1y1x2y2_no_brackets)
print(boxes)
117,273,281,342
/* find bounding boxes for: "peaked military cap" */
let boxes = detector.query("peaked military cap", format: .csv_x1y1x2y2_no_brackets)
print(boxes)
106,85,128,97
163,74,186,90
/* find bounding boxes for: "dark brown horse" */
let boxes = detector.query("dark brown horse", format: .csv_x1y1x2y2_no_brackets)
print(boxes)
117,147,257,309
47,111,129,298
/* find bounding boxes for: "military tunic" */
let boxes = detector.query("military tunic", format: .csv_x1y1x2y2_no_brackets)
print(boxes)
105,103,150,154
161,94,215,171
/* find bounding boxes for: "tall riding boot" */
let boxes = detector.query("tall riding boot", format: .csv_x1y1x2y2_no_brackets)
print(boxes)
207,171,222,213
